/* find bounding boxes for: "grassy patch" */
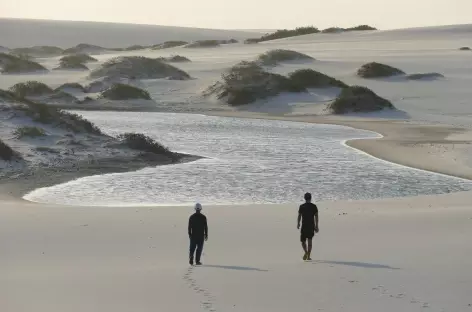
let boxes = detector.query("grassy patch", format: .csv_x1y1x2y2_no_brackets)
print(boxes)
100,84,151,100
13,126,46,138
157,55,191,63
204,61,305,105
328,86,394,114
357,62,405,78
0,52,47,74
118,133,171,155
257,49,314,66
151,41,188,50
248,26,320,43
60,53,97,63
0,139,21,161
185,40,221,48
288,69,348,88
54,83,87,93
9,81,53,98
407,73,444,80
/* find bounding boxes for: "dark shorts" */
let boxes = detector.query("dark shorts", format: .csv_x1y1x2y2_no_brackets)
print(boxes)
300,227,315,242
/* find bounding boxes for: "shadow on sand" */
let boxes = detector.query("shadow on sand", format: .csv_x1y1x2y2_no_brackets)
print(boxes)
314,260,400,270
201,265,268,272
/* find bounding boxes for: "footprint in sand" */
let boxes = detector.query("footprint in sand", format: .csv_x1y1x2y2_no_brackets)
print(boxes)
183,266,217,311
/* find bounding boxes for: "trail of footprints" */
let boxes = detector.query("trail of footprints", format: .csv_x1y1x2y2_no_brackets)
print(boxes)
183,266,217,312
371,284,439,311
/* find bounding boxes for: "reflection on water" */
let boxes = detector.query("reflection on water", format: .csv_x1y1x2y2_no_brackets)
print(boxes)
24,112,472,206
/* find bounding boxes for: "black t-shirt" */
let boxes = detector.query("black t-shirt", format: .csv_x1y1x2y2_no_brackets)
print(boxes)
188,212,208,239
298,203,318,229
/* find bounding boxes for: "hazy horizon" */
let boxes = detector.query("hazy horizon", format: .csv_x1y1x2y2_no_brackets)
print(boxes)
1,0,471,30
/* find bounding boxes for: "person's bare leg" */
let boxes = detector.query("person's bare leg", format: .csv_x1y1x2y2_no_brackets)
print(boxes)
307,239,313,260
301,240,308,260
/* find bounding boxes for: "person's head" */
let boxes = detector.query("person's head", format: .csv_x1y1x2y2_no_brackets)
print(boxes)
304,193,312,202
194,202,202,212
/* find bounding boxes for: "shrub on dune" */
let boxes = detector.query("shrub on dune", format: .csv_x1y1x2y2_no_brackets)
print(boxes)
157,55,191,63
0,53,47,74
63,43,107,55
0,139,21,161
151,41,188,50
357,62,405,78
328,86,394,114
89,56,191,80
288,69,348,88
55,59,89,70
203,61,305,106
11,46,64,57
459,47,471,51
99,84,151,100
185,40,221,48
60,54,97,64
257,49,314,66
117,133,172,155
13,126,46,138
9,81,53,98
251,26,320,43
406,73,444,80
54,83,87,93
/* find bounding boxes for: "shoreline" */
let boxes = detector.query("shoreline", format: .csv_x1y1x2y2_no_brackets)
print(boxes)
2,110,472,204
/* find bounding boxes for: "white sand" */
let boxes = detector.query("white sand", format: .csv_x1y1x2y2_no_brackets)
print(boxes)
1,192,472,312
2,23,472,311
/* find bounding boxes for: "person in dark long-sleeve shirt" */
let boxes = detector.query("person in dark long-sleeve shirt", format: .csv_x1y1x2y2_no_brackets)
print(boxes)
188,203,208,265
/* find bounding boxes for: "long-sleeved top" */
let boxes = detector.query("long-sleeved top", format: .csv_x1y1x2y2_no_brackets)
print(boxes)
188,212,208,239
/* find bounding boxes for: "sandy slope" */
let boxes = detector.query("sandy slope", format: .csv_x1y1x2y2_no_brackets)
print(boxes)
1,191,472,312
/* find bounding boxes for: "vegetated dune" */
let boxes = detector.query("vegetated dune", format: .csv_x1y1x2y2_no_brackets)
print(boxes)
89,56,191,80
322,25,377,33
11,45,64,57
99,84,151,100
203,61,305,105
357,62,405,78
185,40,221,48
0,90,188,172
459,46,471,51
0,53,47,74
256,49,315,66
245,26,320,43
288,69,348,88
8,81,80,106
156,55,191,63
406,73,445,80
327,86,395,114
63,43,108,55
151,41,189,50
54,83,87,93
60,54,97,63
54,60,89,71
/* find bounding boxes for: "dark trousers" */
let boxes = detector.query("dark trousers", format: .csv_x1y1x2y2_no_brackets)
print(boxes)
189,237,204,262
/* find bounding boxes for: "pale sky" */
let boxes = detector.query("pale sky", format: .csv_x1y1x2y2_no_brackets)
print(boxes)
1,0,471,30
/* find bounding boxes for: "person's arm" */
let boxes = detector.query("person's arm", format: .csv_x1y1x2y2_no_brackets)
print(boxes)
314,211,319,233
188,216,192,238
204,216,208,241
297,207,302,229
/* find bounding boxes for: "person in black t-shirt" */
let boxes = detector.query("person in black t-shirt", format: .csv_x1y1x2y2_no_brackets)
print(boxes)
188,203,208,265
297,193,319,261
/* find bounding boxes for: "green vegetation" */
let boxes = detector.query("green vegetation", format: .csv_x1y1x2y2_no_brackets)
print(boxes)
13,126,46,138
0,139,20,161
100,84,151,100
124,45,148,51
321,27,345,34
459,47,471,51
245,26,320,43
204,61,305,106
89,56,191,80
328,86,394,114
60,54,97,63
257,49,314,66
63,43,106,55
157,55,191,63
288,69,348,88
9,81,53,98
55,59,89,70
117,133,171,155
185,40,221,48
54,83,87,93
244,38,260,44
151,41,188,50
0,53,47,74
345,25,377,31
357,62,405,78
407,73,444,80
11,46,64,57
